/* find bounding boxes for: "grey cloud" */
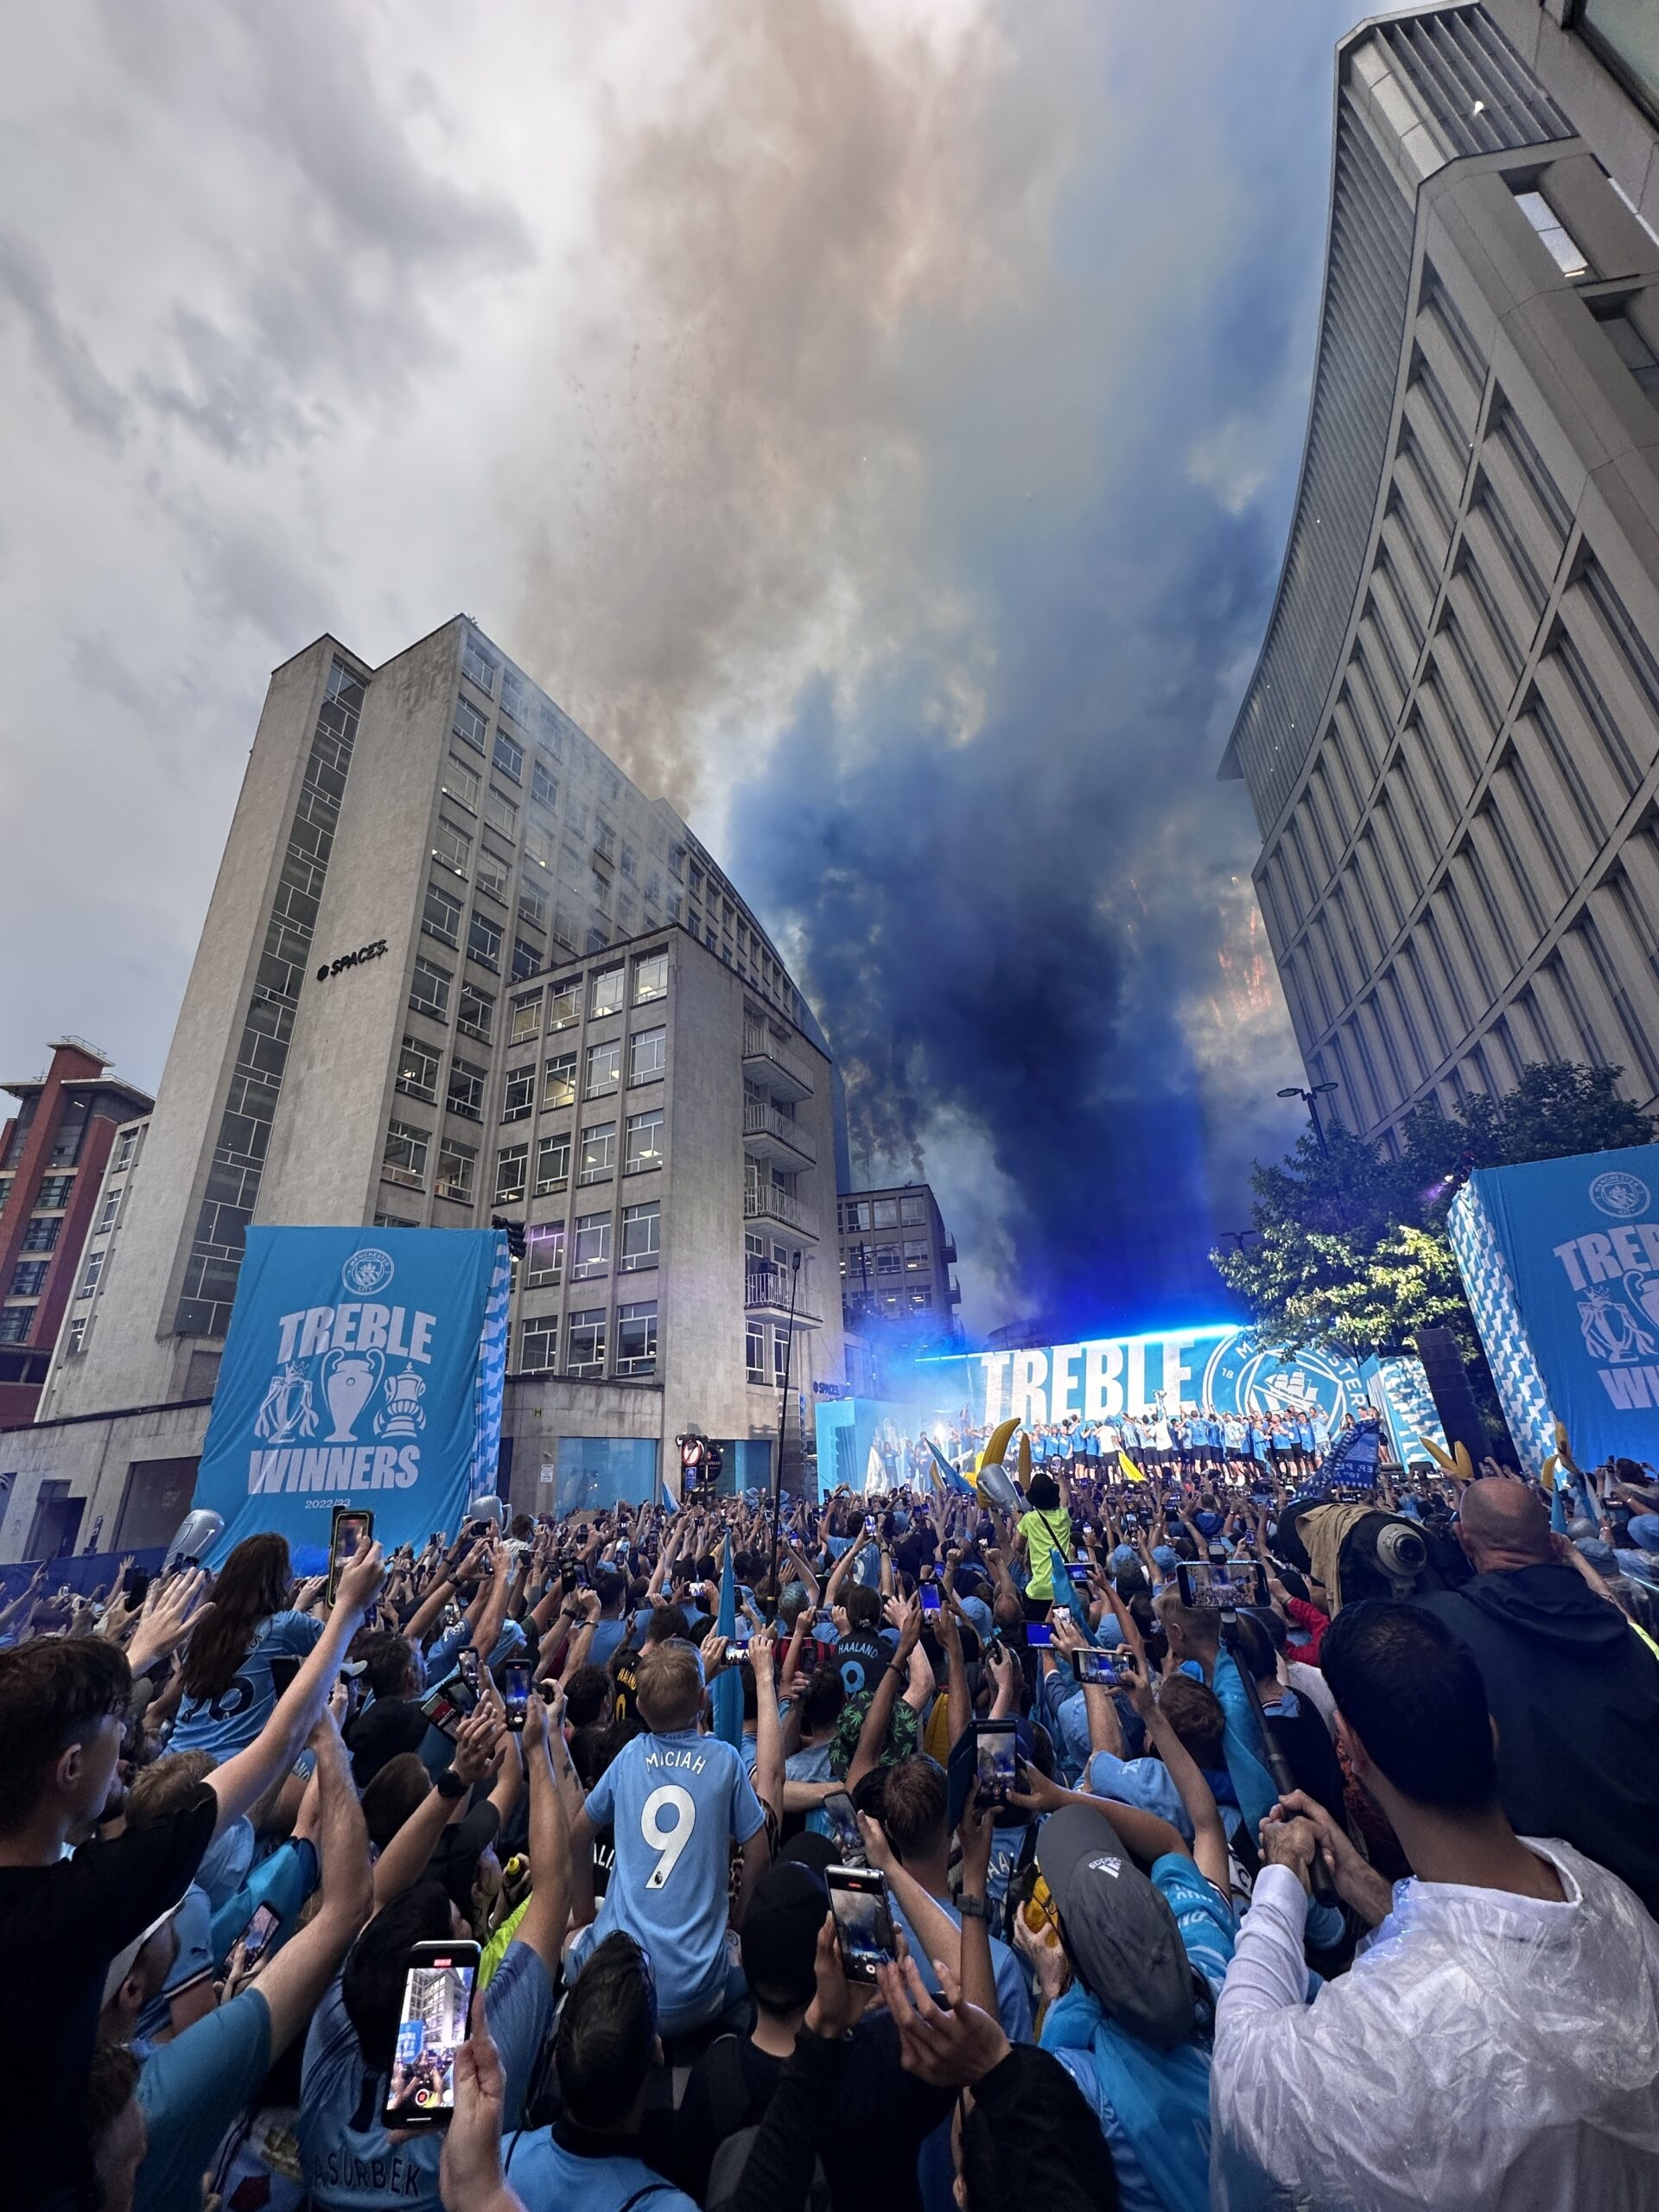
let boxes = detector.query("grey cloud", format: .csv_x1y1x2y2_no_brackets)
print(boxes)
0,230,129,447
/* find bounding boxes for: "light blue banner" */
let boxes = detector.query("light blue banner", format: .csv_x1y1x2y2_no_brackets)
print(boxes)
1449,1143,1659,1478
193,1226,508,1565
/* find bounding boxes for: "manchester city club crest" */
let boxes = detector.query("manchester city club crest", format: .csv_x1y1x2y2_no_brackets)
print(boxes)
341,1246,396,1296
1590,1169,1650,1220
1200,1335,1363,1424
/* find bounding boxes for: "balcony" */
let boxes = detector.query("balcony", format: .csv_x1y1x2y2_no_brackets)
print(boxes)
942,1236,957,1264
742,1020,812,1101
745,1264,823,1327
744,1183,817,1240
742,1102,815,1167
946,1275,963,1306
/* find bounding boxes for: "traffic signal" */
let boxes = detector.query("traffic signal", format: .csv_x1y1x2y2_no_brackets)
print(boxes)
491,1215,527,1262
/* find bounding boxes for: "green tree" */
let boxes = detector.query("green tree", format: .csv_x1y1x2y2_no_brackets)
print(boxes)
1214,1063,1656,1370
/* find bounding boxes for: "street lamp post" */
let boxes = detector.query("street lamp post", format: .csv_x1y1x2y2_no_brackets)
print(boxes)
1277,1082,1339,1156
1217,1229,1257,1255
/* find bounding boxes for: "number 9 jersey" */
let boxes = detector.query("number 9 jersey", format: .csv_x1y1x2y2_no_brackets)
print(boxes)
574,1725,766,2032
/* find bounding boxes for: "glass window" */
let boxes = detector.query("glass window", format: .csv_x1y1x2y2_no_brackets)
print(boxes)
36,1174,74,1210
908,1287,932,1312
12,1260,48,1297
433,820,472,878
436,1138,476,1204
411,956,452,1020
620,1200,659,1271
746,1319,766,1383
453,698,488,753
397,1034,441,1103
626,1108,664,1173
518,883,548,931
485,789,518,841
899,1195,927,1226
532,757,558,809
468,914,502,971
494,1144,529,1203
0,1308,29,1344
550,980,581,1031
572,1215,611,1279
79,1249,104,1298
502,1067,536,1122
628,1027,665,1084
1578,1,1659,124
615,1300,658,1376
875,1243,901,1277
501,669,529,722
383,1120,429,1189
493,731,524,784
585,1040,620,1096
773,1330,789,1383
579,1121,616,1185
448,1057,486,1121
475,849,510,901
535,1130,570,1194
1512,187,1591,279
873,1199,899,1229
543,1052,577,1110
633,950,668,1003
443,753,481,812
94,1187,119,1234
591,965,624,1018
510,995,541,1045
538,701,564,754
524,823,554,873
521,1319,558,1370
567,1307,606,1376
462,637,498,695
457,982,493,1045
512,938,540,982
525,1221,564,1287
423,881,461,948
620,842,638,880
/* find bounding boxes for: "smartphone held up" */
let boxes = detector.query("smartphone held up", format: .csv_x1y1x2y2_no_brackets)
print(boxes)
826,1865,897,1982
384,1942,481,2128
327,1505,374,1605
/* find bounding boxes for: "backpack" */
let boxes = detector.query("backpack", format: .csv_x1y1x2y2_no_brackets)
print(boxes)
700,2034,833,2212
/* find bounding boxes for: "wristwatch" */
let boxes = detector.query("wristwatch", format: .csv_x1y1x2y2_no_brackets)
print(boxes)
957,1895,993,1923
435,1767,468,1801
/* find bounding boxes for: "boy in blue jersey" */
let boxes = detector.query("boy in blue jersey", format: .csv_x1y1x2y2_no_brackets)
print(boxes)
566,1639,769,2032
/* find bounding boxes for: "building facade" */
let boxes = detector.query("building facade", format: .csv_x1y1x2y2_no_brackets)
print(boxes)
0,1042,152,1428
3,619,841,1556
1222,3,1659,1147
836,1182,962,1348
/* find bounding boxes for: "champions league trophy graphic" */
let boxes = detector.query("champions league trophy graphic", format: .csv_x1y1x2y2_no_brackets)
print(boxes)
321,1347,385,1443
375,1365,427,1439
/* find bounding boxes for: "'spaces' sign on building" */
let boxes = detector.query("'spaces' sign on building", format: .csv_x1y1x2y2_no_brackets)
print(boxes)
192,1226,510,1563
1449,1143,1659,1480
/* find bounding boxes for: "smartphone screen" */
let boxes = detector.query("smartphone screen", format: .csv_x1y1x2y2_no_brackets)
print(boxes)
919,1585,941,1613
1065,1562,1090,1588
383,1942,480,2126
1071,1649,1118,1687
327,1506,373,1605
826,1866,896,1982
974,1719,1016,1805
1176,1560,1269,1610
457,1647,480,1690
224,1901,283,1986
863,1515,877,1535
1026,1622,1052,1648
822,1789,863,1862
503,1662,531,1731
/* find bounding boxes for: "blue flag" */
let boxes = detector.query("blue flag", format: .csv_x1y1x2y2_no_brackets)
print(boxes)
711,1533,743,1750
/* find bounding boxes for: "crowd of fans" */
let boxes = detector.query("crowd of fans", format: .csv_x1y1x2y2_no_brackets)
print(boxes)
880,1404,1344,1491
3,1442,1659,2211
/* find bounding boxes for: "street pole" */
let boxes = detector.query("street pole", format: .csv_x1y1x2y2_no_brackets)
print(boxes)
766,1249,803,1618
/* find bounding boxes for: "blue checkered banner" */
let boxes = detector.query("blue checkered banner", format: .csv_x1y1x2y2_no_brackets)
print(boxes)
194,1226,508,1565
1448,1145,1659,1478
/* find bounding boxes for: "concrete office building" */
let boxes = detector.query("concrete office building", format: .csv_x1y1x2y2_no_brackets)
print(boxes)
0,1042,152,1432
1222,3,1659,1145
836,1183,963,1347
3,618,841,1555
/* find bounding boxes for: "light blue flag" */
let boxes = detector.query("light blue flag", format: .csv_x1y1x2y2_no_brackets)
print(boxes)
712,1533,743,1750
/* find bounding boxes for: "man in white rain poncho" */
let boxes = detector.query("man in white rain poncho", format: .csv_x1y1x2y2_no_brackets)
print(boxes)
1211,1599,1659,2210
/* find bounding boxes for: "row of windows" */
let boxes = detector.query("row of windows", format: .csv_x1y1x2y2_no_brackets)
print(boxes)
382,1106,664,1206
519,1300,657,1379
507,951,667,1041
840,1240,934,1278
513,1199,661,1287
837,1194,929,1233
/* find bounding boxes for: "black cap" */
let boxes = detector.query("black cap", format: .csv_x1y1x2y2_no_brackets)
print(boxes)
741,1860,828,2010
1037,1803,1194,2049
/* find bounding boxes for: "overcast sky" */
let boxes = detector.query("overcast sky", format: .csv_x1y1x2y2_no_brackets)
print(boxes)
0,0,1402,1334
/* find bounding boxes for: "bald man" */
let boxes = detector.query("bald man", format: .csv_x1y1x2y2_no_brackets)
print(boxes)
1415,1477,1659,1915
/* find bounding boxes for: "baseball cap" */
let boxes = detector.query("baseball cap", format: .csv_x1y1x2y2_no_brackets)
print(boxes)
1152,1544,1179,1572
1037,1804,1194,2049
741,1859,829,2008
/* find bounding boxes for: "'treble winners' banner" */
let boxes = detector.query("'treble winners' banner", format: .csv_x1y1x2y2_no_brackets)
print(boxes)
194,1226,511,1566
1448,1142,1659,1480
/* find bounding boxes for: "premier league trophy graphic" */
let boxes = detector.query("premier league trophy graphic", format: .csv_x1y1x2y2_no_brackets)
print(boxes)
321,1348,384,1443
376,1365,427,1439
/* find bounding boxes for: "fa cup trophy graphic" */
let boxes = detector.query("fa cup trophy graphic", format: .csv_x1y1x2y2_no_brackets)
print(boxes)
376,1365,427,1439
321,1348,384,1442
